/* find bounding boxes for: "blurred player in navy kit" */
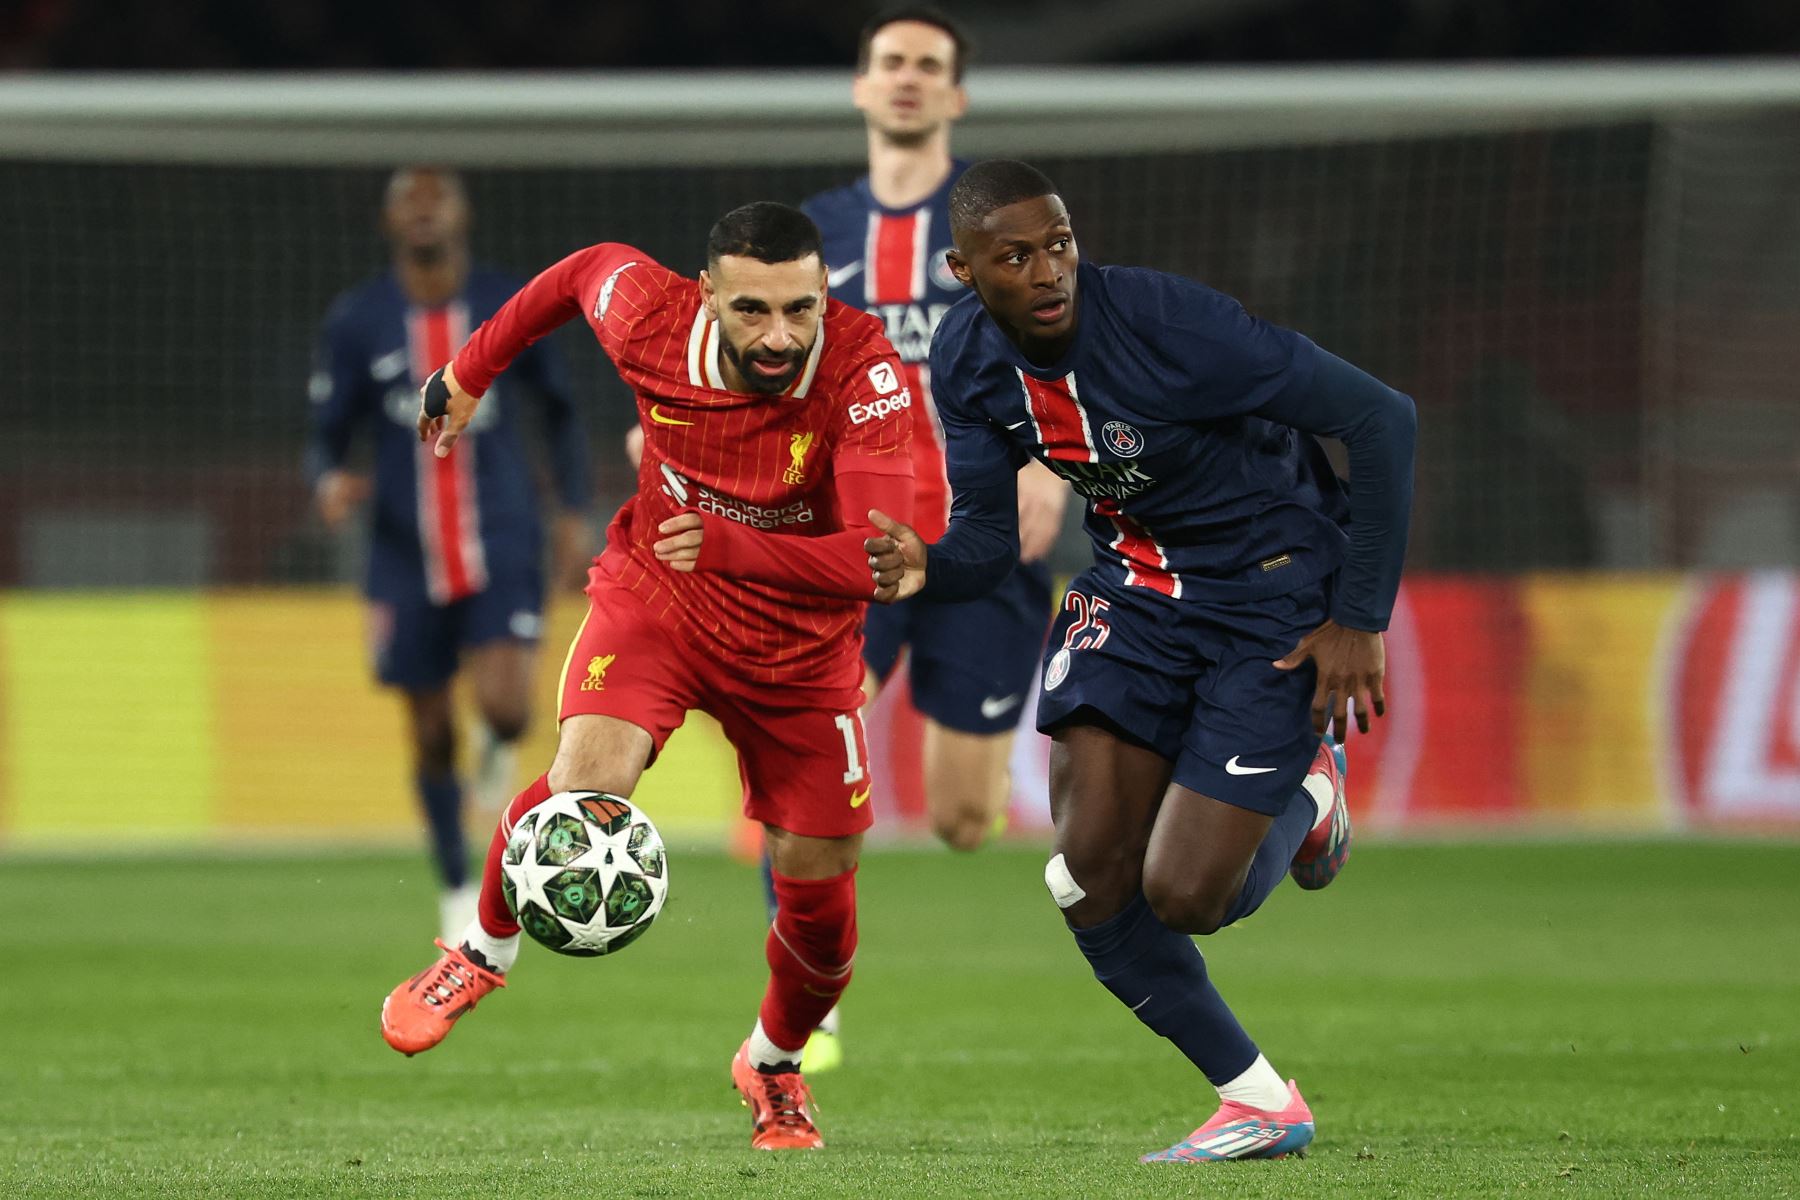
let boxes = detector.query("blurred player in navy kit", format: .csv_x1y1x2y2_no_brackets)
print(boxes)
307,167,592,940
776,6,1067,1073
867,159,1415,1162
804,6,1065,858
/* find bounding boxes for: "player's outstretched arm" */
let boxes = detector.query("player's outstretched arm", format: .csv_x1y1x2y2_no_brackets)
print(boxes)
919,324,1030,601
1259,345,1417,634
422,243,650,459
1256,341,1414,737
654,468,915,600
904,476,1022,604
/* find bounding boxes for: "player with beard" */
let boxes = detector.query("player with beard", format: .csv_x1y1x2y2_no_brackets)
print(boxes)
307,166,591,941
378,202,913,1152
865,160,1415,1162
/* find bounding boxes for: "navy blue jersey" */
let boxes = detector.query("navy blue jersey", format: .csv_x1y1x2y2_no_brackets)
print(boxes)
306,269,590,605
928,262,1414,630
803,163,967,539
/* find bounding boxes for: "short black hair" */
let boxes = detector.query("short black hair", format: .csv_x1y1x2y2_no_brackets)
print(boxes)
949,160,1060,237
856,4,973,84
706,202,823,268
385,165,466,204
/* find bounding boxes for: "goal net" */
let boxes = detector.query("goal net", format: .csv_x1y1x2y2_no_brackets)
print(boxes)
2,65,1796,840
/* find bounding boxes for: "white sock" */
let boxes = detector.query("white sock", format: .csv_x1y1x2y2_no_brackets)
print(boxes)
747,1019,804,1071
816,1004,841,1037
473,724,519,814
1215,1054,1292,1112
439,884,480,945
1302,770,1335,832
459,919,521,975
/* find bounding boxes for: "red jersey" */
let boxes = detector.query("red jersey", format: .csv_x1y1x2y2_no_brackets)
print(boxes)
454,243,915,693
803,169,969,541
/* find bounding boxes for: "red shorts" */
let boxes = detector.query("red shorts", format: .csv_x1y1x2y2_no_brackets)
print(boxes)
557,579,874,839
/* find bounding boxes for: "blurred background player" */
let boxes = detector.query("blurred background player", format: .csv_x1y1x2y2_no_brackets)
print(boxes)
380,203,914,1152
306,166,592,940
866,159,1415,1162
796,3,1071,1074
806,6,1065,849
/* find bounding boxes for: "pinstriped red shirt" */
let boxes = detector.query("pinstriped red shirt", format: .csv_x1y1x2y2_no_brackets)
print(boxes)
456,243,915,692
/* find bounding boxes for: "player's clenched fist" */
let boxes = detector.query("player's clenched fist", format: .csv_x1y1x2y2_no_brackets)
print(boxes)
865,509,927,604
654,512,706,572
417,360,481,458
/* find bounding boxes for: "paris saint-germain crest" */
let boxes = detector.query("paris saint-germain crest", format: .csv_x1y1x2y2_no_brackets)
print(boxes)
1101,420,1144,458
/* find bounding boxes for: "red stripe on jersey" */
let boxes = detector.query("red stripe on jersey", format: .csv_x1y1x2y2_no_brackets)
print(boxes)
414,306,480,603
867,211,922,306
1016,370,1098,463
1096,500,1180,597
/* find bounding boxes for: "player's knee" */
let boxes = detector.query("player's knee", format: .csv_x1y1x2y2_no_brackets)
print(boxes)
482,704,529,745
1143,872,1230,936
1044,848,1138,923
931,804,991,852
1068,841,1140,896
547,717,651,795
413,724,456,774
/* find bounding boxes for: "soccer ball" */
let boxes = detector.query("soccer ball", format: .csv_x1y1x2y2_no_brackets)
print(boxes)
499,791,669,956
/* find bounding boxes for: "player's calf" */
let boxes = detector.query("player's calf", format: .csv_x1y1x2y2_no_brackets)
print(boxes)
759,867,858,1052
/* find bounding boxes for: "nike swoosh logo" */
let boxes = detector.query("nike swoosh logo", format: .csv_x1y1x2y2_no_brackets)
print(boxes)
979,693,1022,719
1129,995,1153,1012
827,261,863,289
849,788,871,809
1006,420,1030,430
1225,756,1279,775
648,405,693,426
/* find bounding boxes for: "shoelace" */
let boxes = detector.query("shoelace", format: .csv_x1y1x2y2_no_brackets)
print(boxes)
417,942,497,1007
422,960,474,1007
753,1074,815,1131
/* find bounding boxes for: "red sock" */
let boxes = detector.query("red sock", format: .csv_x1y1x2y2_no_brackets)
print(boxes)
477,773,554,937
758,866,858,1052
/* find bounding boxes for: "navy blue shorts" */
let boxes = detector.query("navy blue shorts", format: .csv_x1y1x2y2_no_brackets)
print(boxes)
863,560,1054,735
1035,567,1333,816
370,568,545,691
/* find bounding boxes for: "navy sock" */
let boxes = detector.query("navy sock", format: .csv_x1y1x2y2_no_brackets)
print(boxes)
1070,893,1258,1085
759,849,778,922
416,772,467,889
1219,789,1316,928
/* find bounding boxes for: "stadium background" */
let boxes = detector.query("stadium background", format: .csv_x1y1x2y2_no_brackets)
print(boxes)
2,4,1799,851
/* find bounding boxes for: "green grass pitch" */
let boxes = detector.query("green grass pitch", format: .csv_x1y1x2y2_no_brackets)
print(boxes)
3,840,1796,1198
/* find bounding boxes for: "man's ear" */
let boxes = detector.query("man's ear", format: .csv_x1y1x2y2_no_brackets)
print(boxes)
699,268,717,318
945,248,973,289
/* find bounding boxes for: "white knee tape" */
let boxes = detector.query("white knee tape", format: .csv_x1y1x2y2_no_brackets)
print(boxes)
1044,853,1088,910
